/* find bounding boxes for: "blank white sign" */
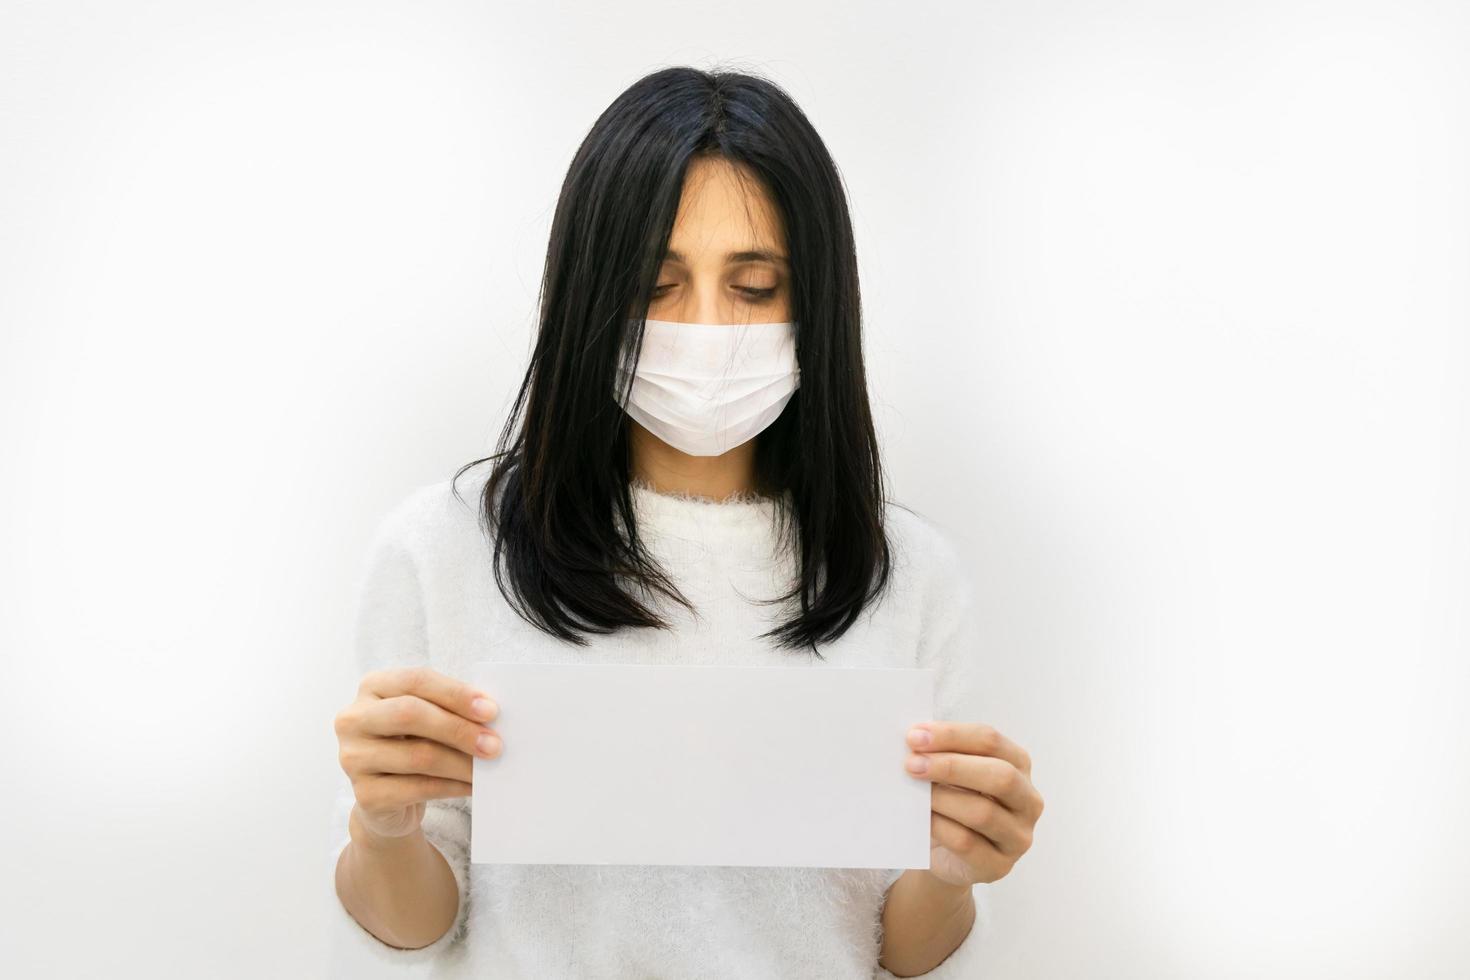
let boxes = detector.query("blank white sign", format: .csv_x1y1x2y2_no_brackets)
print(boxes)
468,661,935,869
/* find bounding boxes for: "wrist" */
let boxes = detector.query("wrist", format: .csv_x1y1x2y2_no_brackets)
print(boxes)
349,804,428,856
880,869,977,975
909,868,974,910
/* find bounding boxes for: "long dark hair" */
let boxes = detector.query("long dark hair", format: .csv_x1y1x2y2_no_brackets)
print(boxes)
452,65,892,658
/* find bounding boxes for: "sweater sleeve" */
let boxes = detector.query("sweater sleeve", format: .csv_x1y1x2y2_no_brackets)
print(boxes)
328,497,473,966
874,516,989,978
915,524,982,727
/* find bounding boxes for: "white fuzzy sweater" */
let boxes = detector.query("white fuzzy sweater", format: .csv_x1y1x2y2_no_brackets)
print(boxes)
328,467,990,978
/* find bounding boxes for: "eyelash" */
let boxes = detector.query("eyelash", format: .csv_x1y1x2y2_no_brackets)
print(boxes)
653,285,776,300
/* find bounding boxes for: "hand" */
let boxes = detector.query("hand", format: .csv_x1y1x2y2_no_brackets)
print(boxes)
903,722,1044,887
334,666,502,842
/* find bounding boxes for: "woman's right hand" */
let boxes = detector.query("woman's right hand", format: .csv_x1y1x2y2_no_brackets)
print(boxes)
334,666,502,842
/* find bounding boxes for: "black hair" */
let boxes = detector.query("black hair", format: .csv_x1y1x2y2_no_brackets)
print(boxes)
452,65,892,658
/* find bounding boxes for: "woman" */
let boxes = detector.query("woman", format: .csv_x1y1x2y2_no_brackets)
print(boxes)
330,66,1044,978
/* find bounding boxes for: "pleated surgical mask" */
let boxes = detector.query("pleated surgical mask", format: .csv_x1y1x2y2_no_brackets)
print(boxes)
612,318,801,456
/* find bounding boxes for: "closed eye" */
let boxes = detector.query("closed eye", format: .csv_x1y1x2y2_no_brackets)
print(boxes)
651,284,776,300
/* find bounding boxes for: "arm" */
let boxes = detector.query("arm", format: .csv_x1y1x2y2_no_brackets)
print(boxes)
328,490,473,964
336,801,462,950
874,510,990,978
329,784,472,963
877,870,977,977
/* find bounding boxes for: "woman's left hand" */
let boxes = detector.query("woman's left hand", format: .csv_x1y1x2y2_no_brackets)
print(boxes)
903,722,1045,887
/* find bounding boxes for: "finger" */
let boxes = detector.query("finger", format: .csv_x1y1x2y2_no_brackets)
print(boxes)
361,665,499,724
930,784,1032,857
905,750,1039,817
355,691,501,764
930,809,1002,867
342,733,493,784
356,772,473,809
908,722,1031,776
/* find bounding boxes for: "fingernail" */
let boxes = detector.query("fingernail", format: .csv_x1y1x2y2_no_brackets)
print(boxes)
906,727,931,748
905,754,929,774
477,733,500,756
471,697,497,720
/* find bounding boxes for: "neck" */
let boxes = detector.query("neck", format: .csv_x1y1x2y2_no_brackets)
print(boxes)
628,421,761,502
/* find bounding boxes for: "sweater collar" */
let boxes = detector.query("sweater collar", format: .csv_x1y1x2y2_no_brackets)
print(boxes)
627,478,794,563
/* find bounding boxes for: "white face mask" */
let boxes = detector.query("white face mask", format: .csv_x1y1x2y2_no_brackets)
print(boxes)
612,318,801,456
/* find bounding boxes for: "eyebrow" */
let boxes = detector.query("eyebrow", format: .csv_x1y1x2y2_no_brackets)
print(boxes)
665,248,789,267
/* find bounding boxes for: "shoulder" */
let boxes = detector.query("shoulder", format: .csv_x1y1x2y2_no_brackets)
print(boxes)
883,501,984,720
367,465,492,564
880,498,978,629
882,499,969,587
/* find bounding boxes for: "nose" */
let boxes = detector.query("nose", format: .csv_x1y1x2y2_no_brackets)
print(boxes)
678,279,727,325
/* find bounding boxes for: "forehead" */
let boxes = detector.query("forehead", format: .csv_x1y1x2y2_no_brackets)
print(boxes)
665,156,786,261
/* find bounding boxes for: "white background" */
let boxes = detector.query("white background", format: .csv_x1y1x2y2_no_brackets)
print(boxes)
2,1,1466,977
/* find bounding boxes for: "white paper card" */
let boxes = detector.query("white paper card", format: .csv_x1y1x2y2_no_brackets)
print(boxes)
468,661,934,869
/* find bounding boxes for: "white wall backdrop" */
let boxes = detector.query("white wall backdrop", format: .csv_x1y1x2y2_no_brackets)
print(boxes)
2,1,1466,977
